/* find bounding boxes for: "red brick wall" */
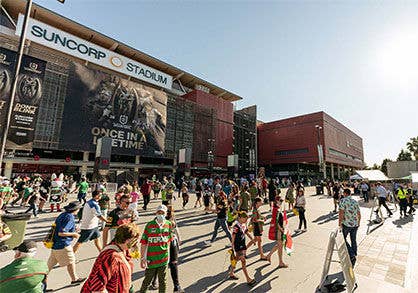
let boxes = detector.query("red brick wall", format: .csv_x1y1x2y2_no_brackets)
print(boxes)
258,112,364,168
183,90,233,167
258,112,323,166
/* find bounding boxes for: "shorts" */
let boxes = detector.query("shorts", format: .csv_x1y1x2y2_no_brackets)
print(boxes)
235,250,246,259
196,192,202,199
48,246,76,267
203,196,210,207
253,223,262,237
78,227,100,243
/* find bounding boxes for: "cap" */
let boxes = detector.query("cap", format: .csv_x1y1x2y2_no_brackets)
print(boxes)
156,205,168,213
13,240,37,253
64,201,82,212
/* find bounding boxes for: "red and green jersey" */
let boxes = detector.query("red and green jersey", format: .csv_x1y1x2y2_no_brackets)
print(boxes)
140,219,173,268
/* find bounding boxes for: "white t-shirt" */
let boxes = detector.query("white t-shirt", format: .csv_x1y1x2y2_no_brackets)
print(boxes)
80,199,102,230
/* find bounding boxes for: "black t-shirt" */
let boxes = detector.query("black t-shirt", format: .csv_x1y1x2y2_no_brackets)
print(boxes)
16,181,25,192
232,223,247,251
216,198,227,219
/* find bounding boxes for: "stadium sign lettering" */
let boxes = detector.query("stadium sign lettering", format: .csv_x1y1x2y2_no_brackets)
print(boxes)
16,14,173,89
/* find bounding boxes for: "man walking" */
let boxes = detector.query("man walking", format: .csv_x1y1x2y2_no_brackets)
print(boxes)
141,179,153,211
139,205,173,293
375,182,393,217
73,190,108,253
72,177,89,204
47,201,85,285
360,181,369,203
0,240,48,292
205,191,232,245
339,189,361,266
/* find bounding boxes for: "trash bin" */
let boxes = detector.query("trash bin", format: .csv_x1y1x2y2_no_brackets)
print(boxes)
316,185,323,195
2,213,32,250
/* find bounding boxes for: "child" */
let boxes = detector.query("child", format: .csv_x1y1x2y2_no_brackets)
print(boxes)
247,197,267,260
181,183,189,209
203,185,211,214
227,200,237,228
194,181,203,208
229,211,256,286
267,196,288,268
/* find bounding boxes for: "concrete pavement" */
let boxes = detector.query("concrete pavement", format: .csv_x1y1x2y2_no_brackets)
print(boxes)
1,186,417,292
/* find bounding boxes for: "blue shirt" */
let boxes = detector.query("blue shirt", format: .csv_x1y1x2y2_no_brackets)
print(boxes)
53,212,76,249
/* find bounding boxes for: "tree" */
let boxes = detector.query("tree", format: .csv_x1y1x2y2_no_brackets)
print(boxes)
372,163,380,170
406,136,418,160
380,158,392,175
397,149,412,161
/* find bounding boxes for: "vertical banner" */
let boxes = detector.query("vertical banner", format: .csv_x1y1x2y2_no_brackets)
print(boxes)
60,62,167,156
0,48,16,137
6,53,46,150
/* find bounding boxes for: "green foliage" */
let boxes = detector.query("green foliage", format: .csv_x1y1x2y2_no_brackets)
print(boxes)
397,149,412,161
380,158,392,175
406,136,418,160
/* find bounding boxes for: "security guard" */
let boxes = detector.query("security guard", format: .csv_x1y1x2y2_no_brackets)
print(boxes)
397,185,408,217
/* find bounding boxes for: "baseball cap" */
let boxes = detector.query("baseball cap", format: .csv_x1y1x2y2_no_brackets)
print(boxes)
156,205,168,213
13,240,37,253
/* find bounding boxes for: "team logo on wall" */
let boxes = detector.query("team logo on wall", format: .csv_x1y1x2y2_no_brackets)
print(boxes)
60,62,167,156
16,75,43,105
0,69,11,95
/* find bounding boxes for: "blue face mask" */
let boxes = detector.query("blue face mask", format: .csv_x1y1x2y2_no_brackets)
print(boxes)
156,214,165,223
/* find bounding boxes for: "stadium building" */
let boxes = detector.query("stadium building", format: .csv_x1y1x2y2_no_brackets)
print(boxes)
0,0,242,181
257,111,364,181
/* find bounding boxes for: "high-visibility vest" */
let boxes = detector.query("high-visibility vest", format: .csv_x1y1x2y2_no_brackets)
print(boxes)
397,189,406,199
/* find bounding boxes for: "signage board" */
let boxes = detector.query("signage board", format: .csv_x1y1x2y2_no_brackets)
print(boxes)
16,14,173,90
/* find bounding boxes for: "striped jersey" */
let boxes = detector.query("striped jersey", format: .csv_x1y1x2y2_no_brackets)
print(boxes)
140,219,173,268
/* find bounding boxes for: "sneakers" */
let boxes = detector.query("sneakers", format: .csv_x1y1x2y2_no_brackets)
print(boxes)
294,229,301,233
302,228,307,232
203,240,212,246
174,288,185,293
149,284,158,290
71,277,86,285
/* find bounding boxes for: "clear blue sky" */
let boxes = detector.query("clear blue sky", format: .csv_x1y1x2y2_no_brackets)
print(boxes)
35,0,418,166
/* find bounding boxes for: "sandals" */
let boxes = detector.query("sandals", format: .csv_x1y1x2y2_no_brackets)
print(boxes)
278,263,288,269
247,279,257,286
71,277,86,285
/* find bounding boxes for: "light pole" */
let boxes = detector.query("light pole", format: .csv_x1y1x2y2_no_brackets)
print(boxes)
315,125,326,179
0,0,65,176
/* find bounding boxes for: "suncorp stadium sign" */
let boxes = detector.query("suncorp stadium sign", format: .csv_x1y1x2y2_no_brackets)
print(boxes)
16,14,173,90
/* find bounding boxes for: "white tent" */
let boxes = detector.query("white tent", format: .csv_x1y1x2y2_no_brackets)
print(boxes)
354,170,390,181
349,174,362,180
412,172,418,183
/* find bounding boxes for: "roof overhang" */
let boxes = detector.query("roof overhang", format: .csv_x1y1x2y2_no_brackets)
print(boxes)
2,0,242,102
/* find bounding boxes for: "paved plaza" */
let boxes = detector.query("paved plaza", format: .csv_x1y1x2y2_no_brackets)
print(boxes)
1,186,417,292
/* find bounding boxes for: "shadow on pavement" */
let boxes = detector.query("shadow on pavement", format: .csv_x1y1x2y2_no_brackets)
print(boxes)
184,270,228,292
312,212,338,225
392,216,414,228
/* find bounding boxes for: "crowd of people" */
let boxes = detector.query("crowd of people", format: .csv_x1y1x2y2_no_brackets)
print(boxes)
0,172,416,292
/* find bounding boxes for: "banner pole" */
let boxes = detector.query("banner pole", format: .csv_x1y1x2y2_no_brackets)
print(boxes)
0,0,33,176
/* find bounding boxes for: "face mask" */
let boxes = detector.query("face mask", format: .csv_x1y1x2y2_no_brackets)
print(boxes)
156,214,165,223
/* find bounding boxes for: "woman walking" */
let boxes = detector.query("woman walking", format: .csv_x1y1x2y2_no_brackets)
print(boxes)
295,189,307,232
181,183,189,209
247,197,267,260
285,183,295,212
194,180,203,208
266,196,288,268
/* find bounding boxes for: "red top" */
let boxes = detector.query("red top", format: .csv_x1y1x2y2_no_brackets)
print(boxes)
81,243,133,293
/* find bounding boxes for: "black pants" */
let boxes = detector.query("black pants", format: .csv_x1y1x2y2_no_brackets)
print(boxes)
399,198,408,216
377,197,392,215
182,193,189,208
143,194,150,210
152,239,180,290
408,199,415,214
297,207,307,229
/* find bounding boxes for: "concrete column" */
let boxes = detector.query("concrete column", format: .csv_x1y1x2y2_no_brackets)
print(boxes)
134,155,140,173
4,161,13,179
331,163,335,180
80,151,89,177
337,164,341,179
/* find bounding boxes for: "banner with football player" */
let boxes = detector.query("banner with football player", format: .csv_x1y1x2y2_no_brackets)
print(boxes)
59,61,167,156
1,48,47,150
0,47,15,138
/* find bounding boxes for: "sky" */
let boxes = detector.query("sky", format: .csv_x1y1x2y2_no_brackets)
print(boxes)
34,0,418,166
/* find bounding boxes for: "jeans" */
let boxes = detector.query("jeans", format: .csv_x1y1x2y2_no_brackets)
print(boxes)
362,191,369,202
399,198,408,216
342,224,358,260
377,197,392,215
25,203,38,217
210,218,232,242
139,265,167,293
297,207,307,229
143,194,151,210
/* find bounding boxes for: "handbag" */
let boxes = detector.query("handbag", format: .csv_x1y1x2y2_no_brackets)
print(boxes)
43,223,56,249
292,208,299,216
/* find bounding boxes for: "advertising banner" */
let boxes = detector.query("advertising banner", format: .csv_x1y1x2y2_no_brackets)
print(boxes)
60,62,167,156
0,47,15,137
2,49,46,150
16,14,173,90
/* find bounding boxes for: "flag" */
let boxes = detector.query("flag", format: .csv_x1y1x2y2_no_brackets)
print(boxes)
285,230,293,255
283,210,288,226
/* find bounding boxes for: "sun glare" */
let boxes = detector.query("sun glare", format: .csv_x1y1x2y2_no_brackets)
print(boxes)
377,32,418,89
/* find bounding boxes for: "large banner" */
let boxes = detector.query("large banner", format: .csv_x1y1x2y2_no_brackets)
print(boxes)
0,48,15,137
0,48,47,150
60,62,167,156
